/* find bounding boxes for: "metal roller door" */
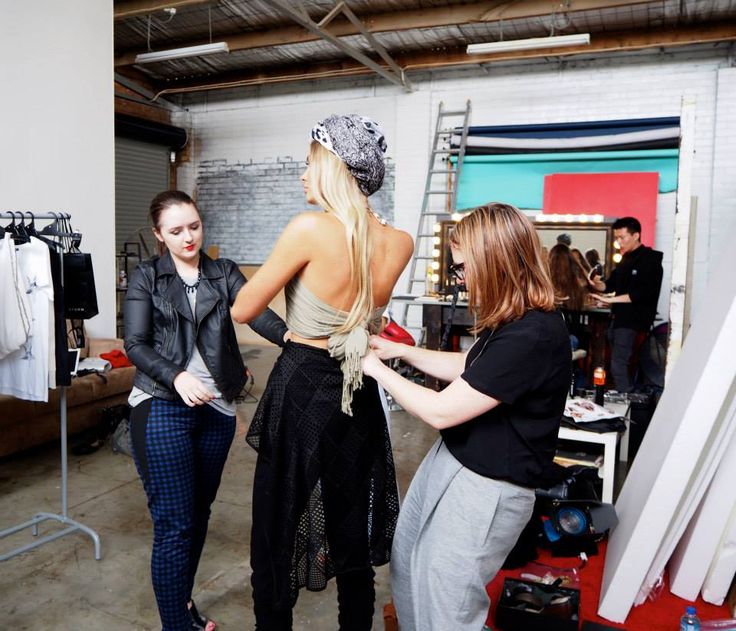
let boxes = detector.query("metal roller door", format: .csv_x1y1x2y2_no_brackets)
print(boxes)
115,137,169,254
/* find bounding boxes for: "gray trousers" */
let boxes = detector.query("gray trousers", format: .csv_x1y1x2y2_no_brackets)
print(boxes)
608,326,638,393
391,439,535,631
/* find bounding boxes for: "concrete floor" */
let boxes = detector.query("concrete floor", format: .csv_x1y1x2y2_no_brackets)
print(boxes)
0,345,437,630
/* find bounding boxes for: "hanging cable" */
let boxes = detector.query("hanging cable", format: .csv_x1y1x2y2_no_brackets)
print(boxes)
209,4,213,44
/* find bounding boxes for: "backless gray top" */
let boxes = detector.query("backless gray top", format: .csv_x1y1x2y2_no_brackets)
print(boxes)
285,278,384,415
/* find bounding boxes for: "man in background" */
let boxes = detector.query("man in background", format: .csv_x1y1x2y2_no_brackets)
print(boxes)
589,217,663,392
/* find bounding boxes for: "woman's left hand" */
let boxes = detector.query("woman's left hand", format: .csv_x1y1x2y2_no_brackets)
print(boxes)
362,349,384,378
368,334,405,361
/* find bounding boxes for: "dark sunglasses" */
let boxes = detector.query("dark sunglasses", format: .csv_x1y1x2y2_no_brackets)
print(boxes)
449,262,465,281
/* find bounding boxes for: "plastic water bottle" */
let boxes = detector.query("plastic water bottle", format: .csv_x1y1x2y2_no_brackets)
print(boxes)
679,605,701,631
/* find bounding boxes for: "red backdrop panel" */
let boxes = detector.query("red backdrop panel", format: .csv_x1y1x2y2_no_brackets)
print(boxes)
543,172,659,246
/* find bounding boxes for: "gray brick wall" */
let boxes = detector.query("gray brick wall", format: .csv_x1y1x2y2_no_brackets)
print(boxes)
195,157,395,264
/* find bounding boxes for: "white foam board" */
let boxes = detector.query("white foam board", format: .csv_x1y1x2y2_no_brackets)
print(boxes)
635,392,736,605
702,503,736,605
669,427,736,600
598,237,736,623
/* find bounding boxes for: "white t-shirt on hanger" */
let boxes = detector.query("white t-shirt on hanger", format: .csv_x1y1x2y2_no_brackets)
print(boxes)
0,233,32,358
0,237,55,402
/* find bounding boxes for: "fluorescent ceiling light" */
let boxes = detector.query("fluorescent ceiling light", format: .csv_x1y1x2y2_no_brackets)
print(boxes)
135,42,230,64
466,33,590,55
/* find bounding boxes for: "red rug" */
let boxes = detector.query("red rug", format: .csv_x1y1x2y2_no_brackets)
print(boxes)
485,541,733,630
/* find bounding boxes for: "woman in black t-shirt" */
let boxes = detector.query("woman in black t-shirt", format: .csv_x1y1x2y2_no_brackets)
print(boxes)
363,202,571,631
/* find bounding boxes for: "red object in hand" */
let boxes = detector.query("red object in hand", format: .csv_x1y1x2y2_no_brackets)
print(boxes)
380,320,416,346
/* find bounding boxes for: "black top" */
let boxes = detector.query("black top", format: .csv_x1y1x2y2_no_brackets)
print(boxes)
440,310,571,488
604,245,663,331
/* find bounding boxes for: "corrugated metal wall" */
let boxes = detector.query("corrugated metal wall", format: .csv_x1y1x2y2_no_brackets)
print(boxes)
115,137,169,254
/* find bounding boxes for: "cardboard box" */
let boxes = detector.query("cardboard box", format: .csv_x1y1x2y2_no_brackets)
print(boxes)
495,578,580,631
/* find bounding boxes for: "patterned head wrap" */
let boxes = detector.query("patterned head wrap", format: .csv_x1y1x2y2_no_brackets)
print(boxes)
310,114,387,196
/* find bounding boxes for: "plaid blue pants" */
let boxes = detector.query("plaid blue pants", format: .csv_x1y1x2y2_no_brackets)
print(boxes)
130,397,236,631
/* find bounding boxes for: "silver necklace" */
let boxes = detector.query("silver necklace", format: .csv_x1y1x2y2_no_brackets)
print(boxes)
367,207,388,226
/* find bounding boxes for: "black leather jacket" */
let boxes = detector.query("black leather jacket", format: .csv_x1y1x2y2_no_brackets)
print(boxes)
124,251,286,403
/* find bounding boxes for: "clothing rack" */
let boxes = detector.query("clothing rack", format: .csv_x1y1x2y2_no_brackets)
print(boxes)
0,211,101,561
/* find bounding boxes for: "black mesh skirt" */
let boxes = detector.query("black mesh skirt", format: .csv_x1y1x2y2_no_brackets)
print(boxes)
247,341,399,609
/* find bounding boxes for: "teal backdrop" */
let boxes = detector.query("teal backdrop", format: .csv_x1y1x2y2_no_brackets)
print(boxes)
454,149,679,211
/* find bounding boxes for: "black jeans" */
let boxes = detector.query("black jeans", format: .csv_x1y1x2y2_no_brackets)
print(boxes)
607,326,638,393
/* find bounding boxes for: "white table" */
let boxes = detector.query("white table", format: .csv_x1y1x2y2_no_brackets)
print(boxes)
557,400,630,503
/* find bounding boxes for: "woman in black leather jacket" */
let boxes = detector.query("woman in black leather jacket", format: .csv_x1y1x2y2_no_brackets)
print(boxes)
124,190,286,631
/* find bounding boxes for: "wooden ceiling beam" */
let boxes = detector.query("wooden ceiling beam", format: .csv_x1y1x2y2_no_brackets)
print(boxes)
147,22,736,97
115,92,172,125
115,0,653,66
399,21,736,70
115,0,211,20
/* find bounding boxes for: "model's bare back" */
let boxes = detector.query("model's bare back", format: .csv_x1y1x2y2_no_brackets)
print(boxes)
297,212,413,312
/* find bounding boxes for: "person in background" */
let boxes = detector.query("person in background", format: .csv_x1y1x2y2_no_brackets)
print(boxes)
124,190,288,631
548,244,592,391
589,216,663,392
231,114,413,630
548,243,592,311
362,202,571,631
585,247,604,278
570,247,592,277
556,232,572,247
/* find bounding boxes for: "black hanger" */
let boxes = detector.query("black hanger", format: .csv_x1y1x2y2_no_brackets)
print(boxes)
27,212,63,251
9,212,30,244
39,212,68,237
3,212,18,234
17,213,29,238
38,212,80,251
25,212,38,236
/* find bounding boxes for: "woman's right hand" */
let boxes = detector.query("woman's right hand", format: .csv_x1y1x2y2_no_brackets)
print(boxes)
368,335,405,361
173,371,215,407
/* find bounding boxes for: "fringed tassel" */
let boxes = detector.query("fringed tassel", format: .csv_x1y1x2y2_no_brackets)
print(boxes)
335,327,369,416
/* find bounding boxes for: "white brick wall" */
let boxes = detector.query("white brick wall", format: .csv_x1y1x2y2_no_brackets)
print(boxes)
173,47,736,320
707,67,736,294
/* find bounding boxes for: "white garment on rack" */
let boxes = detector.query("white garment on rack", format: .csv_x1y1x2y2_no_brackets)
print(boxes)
0,237,54,401
0,233,32,359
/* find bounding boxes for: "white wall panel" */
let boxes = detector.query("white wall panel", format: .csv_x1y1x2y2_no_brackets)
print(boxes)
598,226,736,622
0,1,115,337
669,430,736,600
708,67,736,289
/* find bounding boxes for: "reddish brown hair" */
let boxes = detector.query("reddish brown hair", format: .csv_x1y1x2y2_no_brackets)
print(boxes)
548,244,591,311
450,202,556,332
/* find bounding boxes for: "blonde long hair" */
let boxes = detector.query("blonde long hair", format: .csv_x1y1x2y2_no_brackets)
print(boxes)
308,141,374,333
450,202,556,332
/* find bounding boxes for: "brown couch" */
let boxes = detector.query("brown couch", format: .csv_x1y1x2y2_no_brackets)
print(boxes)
0,338,135,459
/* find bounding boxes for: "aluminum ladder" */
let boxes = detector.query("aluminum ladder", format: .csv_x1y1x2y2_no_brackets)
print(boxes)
400,99,471,331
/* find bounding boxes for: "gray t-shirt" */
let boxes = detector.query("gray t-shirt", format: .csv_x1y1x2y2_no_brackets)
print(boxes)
128,278,236,416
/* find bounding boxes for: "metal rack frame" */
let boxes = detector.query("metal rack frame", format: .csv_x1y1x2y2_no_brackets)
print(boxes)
0,211,101,562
